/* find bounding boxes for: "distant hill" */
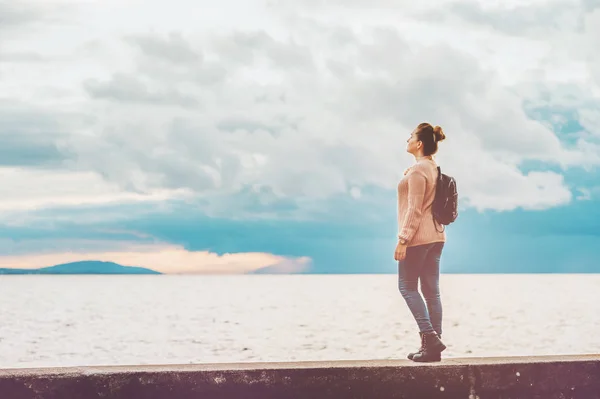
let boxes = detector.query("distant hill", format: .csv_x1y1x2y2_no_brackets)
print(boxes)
0,261,161,275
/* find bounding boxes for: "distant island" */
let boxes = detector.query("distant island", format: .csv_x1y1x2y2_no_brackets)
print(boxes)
0,261,161,275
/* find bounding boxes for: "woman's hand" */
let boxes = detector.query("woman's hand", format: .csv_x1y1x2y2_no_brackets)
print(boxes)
394,241,407,261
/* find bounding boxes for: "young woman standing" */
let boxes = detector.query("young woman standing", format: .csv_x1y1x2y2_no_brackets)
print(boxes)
395,122,447,363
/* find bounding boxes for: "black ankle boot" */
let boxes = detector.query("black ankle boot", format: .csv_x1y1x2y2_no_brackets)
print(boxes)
408,333,441,360
407,332,424,360
411,332,446,363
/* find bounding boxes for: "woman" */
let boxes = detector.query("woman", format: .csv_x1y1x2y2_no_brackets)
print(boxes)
395,122,447,363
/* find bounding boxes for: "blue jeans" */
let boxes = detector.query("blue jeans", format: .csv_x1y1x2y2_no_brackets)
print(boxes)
398,242,444,335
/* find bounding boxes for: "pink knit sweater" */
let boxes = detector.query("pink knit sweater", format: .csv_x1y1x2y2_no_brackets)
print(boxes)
397,159,446,247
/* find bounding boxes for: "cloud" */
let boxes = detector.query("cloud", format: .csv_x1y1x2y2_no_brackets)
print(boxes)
583,10,600,85
579,107,600,137
0,167,192,213
462,169,572,211
84,73,200,107
576,187,592,200
1,0,599,218
426,0,583,37
0,52,45,62
0,101,74,167
125,32,202,64
0,241,312,274
210,30,315,71
68,28,592,212
0,1,45,31
0,0,74,33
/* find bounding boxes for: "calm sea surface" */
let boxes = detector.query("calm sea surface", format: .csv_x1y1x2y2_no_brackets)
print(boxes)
1,274,598,369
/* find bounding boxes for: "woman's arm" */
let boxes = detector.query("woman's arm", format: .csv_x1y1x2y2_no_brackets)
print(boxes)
398,168,427,243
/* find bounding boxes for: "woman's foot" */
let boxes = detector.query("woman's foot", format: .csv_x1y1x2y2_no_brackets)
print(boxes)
407,332,424,360
411,331,445,363
407,332,441,360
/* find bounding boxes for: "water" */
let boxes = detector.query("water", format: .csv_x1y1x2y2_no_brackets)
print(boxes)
1,274,598,369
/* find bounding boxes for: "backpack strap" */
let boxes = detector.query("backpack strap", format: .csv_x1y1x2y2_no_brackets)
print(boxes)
433,166,445,233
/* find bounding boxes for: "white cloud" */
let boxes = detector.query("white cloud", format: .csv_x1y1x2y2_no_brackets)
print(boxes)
1,0,599,216
576,187,592,200
461,169,572,211
0,167,192,212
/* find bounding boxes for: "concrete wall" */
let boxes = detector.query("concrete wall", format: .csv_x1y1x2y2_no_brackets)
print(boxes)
0,355,599,399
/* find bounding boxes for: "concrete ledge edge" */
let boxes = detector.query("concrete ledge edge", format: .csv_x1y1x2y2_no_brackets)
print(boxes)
1,354,599,375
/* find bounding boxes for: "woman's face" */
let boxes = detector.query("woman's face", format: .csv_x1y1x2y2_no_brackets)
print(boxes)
406,129,421,155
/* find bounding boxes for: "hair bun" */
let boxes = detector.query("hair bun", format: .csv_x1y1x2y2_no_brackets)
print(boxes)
433,125,446,142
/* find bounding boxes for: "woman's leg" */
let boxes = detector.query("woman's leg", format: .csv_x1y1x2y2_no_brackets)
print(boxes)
419,242,444,336
398,245,435,333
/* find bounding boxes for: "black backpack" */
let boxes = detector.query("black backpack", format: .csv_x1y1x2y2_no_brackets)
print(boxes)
432,166,458,232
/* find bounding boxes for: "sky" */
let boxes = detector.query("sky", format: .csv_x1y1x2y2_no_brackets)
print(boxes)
1,0,599,274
